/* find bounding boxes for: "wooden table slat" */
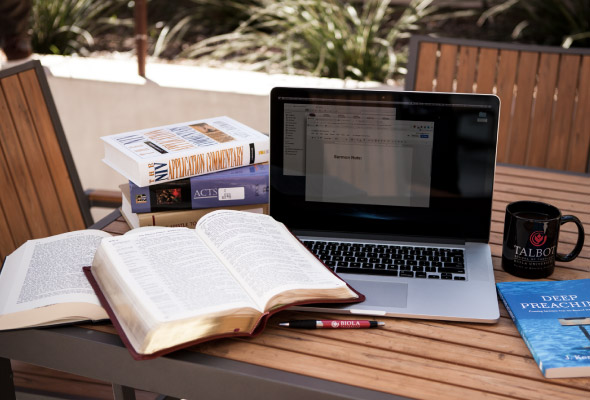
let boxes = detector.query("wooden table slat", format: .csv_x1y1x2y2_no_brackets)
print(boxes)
495,164,590,184
494,174,590,195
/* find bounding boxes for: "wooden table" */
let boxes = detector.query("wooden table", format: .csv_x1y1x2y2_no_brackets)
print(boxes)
1,164,589,399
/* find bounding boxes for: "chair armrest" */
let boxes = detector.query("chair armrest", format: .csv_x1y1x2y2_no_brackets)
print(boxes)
85,189,122,208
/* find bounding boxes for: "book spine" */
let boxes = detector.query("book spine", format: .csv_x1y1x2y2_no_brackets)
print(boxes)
136,204,269,229
103,117,270,187
130,165,269,213
138,139,269,186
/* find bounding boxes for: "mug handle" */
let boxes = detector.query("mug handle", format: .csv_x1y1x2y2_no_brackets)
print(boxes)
556,215,585,262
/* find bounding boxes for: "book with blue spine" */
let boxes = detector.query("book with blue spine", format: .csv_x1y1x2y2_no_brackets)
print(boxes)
129,164,269,213
496,279,590,378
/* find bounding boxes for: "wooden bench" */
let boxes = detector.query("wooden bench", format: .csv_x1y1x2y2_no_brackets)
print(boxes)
0,60,120,261
405,35,590,173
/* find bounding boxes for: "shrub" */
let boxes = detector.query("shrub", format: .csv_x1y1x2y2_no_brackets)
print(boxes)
31,0,130,55
150,0,262,58
181,0,437,82
478,0,590,48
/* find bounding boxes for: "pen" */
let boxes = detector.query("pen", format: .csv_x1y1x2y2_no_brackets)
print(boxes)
278,320,385,329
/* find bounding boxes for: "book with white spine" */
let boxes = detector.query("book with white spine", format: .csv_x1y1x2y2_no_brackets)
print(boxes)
101,116,269,187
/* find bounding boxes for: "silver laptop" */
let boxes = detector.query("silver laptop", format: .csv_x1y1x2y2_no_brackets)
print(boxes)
269,87,500,323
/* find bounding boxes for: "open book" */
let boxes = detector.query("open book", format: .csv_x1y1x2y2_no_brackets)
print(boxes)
0,231,110,330
86,210,364,360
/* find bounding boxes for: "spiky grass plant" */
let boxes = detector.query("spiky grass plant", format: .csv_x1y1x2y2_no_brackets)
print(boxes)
181,0,436,82
31,0,130,55
151,0,262,57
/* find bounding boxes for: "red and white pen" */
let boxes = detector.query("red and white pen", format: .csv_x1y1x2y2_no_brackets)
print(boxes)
278,320,385,329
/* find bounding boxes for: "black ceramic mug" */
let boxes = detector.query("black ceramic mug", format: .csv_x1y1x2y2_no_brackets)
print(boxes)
502,201,585,279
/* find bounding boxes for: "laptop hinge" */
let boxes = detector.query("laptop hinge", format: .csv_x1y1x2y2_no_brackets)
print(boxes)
292,230,466,246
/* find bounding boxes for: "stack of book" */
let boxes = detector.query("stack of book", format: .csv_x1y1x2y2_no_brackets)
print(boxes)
100,116,270,229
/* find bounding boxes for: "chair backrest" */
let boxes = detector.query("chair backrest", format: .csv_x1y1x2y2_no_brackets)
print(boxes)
405,35,590,173
0,60,92,260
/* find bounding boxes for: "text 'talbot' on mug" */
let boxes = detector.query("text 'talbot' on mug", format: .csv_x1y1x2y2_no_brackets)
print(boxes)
502,201,585,279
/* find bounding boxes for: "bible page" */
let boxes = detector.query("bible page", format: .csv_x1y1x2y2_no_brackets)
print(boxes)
95,228,259,324
0,230,110,323
195,210,348,308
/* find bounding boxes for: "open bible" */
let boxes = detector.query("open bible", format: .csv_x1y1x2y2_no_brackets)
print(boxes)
86,210,364,360
0,230,110,330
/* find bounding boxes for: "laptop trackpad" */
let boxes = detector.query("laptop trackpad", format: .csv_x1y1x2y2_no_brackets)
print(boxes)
347,279,408,308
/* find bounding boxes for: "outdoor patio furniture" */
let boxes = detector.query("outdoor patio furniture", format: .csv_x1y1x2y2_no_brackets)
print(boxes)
0,60,120,260
2,164,589,399
405,35,590,173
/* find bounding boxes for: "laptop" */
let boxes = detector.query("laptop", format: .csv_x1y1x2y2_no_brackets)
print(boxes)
269,87,500,323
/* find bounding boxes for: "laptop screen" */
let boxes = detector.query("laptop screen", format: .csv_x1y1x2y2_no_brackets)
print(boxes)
269,88,499,243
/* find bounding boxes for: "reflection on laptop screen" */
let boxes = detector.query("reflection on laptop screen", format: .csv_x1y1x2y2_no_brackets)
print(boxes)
270,88,500,243
284,103,433,208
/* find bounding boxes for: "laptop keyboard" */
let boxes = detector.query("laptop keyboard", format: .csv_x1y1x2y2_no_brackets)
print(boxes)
303,240,466,280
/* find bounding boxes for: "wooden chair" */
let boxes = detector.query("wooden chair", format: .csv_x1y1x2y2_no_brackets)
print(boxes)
0,60,120,261
405,35,590,173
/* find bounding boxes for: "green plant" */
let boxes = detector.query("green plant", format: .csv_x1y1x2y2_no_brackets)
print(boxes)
478,0,590,47
31,0,130,55
181,0,437,82
149,0,262,58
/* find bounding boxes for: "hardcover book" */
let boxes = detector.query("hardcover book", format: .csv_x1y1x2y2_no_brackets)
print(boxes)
129,164,269,213
497,279,590,378
101,116,270,187
120,183,268,229
85,210,364,360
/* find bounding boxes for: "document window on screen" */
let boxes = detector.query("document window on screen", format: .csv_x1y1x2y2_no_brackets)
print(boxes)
283,103,434,208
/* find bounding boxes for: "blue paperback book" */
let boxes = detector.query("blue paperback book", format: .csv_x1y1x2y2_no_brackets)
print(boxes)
496,279,590,378
129,164,268,213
